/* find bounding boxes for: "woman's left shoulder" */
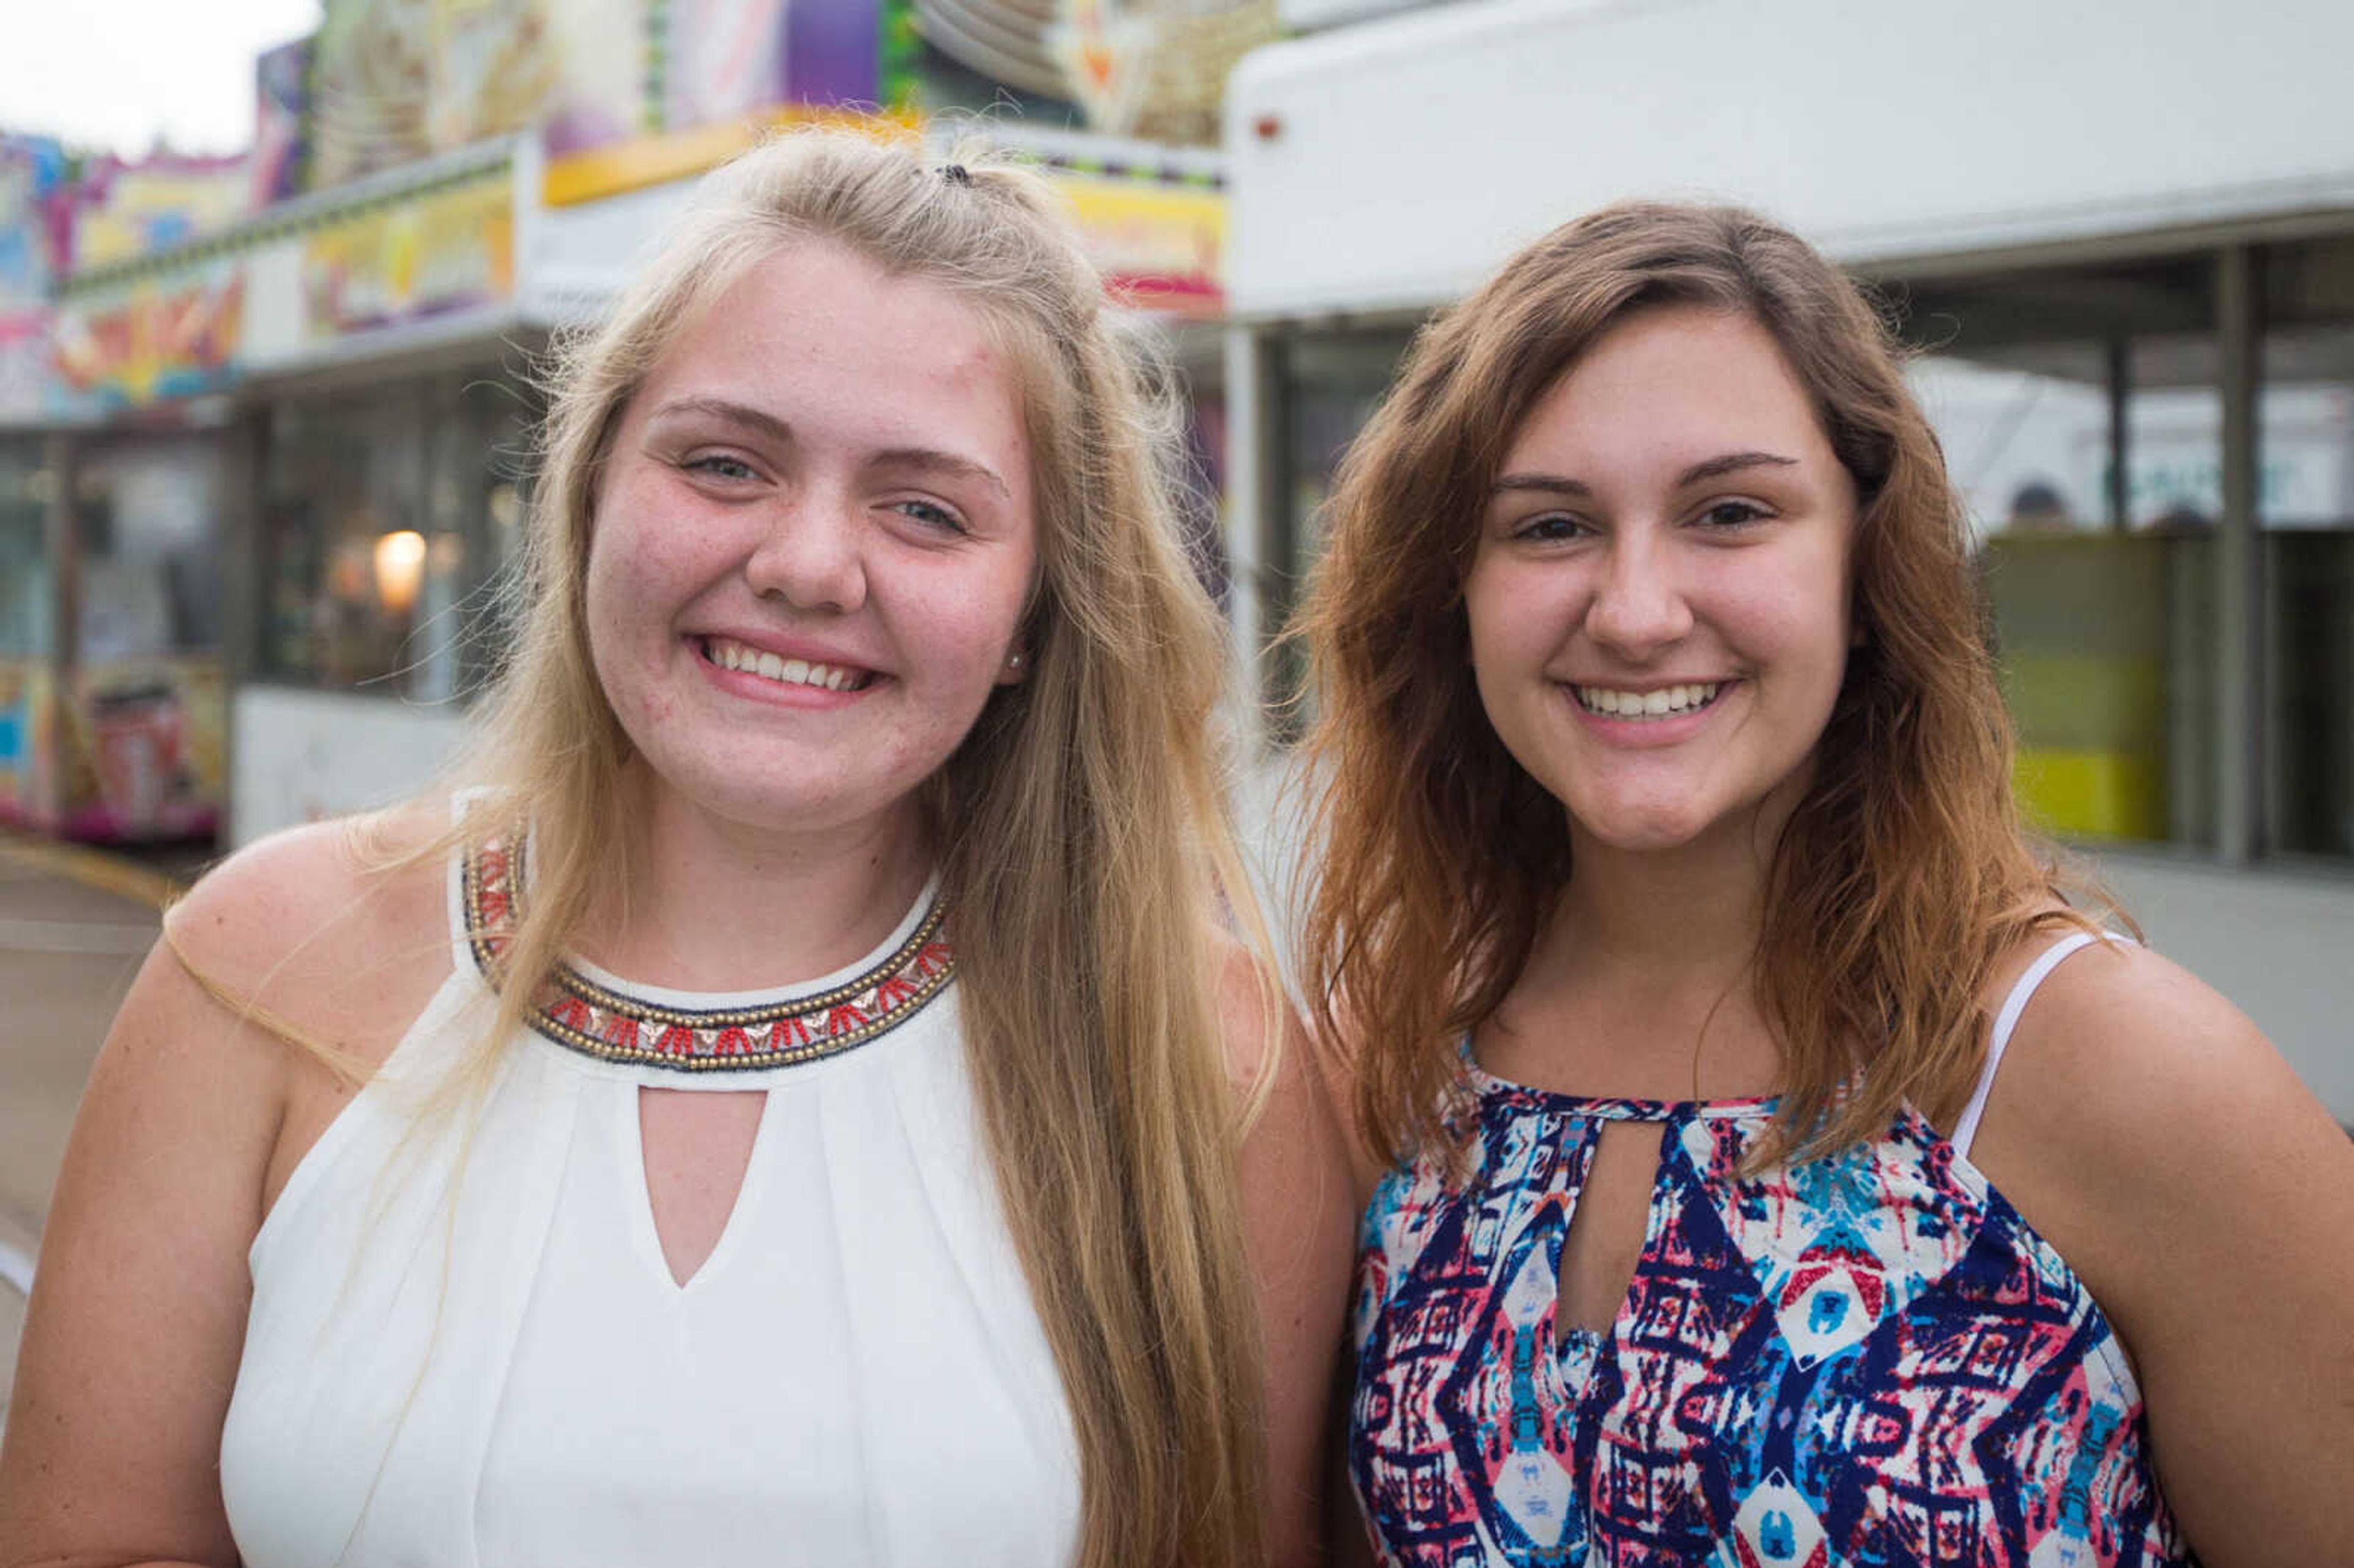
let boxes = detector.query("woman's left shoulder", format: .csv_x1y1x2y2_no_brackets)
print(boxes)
1979,929,2326,1163
1971,927,2354,1556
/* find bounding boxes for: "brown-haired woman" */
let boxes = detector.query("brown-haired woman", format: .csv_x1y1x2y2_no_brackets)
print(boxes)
1296,201,2354,1566
0,131,1355,1567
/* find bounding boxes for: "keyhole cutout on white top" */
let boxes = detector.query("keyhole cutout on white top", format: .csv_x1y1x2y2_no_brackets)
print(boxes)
1556,1118,1667,1342
639,1087,768,1288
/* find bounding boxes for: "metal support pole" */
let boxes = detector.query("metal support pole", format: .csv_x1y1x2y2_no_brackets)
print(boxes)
42,431,76,677
39,430,79,832
217,410,265,843
2105,337,2131,530
1221,322,1286,752
219,413,263,687
2215,245,2262,862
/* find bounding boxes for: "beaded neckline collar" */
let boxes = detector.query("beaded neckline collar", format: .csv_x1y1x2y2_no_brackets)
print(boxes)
462,831,955,1074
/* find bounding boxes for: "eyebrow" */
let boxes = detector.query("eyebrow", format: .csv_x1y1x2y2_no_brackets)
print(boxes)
869,446,1012,503
647,397,1011,501
647,395,793,446
1491,450,1800,497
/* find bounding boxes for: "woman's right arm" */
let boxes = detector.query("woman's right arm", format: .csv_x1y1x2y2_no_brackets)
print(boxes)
0,821,430,1568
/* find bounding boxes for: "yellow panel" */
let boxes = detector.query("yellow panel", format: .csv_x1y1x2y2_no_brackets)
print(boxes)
541,106,921,208
2014,747,2166,841
1051,173,1225,313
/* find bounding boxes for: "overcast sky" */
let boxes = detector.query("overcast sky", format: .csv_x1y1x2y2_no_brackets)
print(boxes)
2,1,324,158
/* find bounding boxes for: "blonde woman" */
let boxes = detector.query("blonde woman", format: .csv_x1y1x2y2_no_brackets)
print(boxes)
1296,202,2354,1566
0,132,1355,1568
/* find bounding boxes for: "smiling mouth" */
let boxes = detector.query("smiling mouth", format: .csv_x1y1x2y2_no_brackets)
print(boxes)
700,635,877,693
1570,681,1724,719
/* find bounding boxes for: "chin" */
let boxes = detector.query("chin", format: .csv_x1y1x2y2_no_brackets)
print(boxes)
1586,824,1708,856
1566,798,1721,856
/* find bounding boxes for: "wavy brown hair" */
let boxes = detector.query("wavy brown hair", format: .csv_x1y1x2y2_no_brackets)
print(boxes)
1295,200,2100,1171
399,129,1269,1568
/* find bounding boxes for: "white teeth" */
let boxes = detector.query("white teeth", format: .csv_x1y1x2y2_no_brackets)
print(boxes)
1572,681,1721,719
706,637,867,693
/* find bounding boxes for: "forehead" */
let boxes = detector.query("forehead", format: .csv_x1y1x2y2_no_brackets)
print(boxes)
1504,305,1834,470
634,239,1029,454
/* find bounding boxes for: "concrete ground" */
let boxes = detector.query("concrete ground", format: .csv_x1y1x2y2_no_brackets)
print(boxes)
0,837,200,1422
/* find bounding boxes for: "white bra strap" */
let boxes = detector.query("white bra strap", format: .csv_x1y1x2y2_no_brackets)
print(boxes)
1951,930,2120,1160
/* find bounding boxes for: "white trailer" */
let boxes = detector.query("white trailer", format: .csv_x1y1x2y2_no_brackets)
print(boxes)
1222,0,2354,1116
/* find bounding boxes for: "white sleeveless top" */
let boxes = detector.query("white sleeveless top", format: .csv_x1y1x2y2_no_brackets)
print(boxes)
218,826,1081,1566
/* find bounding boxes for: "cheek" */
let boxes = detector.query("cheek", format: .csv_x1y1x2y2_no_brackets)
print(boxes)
1461,560,1523,669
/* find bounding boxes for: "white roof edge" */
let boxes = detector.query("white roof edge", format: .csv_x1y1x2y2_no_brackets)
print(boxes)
1225,0,2354,319
1230,0,1655,100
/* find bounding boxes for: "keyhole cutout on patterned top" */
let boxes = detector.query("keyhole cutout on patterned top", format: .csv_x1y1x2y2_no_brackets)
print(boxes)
1556,1118,1667,1342
639,1087,768,1288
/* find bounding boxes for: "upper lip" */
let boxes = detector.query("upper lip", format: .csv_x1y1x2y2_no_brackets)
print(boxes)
694,629,884,675
1558,676,1732,690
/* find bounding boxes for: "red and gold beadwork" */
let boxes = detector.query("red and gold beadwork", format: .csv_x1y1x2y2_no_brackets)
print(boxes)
462,831,954,1073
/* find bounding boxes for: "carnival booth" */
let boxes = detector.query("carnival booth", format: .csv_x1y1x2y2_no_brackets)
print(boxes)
0,135,237,845
23,0,1262,848
1222,0,2354,1115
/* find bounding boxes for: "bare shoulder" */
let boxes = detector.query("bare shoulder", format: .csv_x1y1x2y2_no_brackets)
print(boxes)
1975,934,2326,1184
166,799,457,1068
1967,929,2354,1558
1205,932,1360,1568
1205,931,1365,1181
0,802,460,1558
1206,927,1287,1090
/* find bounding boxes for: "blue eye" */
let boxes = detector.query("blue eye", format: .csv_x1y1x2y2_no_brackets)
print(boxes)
892,498,969,535
684,454,759,483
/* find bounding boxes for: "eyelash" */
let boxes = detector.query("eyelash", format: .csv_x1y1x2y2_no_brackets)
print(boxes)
678,456,969,535
1514,513,1593,543
1511,498,1775,541
1695,498,1772,530
683,452,760,484
891,498,969,536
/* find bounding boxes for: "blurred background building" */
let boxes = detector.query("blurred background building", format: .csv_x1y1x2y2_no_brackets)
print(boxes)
1222,0,2354,1117
0,0,1251,848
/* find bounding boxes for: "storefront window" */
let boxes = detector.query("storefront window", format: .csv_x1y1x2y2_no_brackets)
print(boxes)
1270,327,1413,720
259,371,534,699
73,433,227,661
1905,257,2220,850
0,438,51,660
2262,236,2354,860
52,431,230,840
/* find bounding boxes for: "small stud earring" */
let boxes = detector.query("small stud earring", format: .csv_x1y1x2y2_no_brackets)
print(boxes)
1005,650,1026,673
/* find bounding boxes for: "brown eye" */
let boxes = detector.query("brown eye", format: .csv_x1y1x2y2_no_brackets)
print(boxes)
1696,500,1769,530
1514,512,1591,542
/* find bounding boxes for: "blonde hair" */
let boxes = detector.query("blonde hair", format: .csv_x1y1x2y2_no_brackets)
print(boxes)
1295,200,2105,1173
410,130,1269,1567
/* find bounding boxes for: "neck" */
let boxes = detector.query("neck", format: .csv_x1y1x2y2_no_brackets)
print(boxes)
1545,750,1817,988
579,764,936,991
1550,822,1771,987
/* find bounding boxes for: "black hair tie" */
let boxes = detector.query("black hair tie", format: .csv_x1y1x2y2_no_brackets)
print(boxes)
940,163,972,186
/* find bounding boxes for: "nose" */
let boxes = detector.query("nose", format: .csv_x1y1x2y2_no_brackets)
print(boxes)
1583,530,1693,654
742,490,867,614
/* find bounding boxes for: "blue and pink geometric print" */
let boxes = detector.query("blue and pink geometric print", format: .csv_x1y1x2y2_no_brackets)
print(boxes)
1349,1067,2195,1568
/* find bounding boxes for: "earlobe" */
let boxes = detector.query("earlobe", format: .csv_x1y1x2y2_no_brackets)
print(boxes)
997,647,1029,687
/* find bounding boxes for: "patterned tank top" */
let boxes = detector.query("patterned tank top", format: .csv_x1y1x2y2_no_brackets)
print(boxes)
1349,944,2195,1567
